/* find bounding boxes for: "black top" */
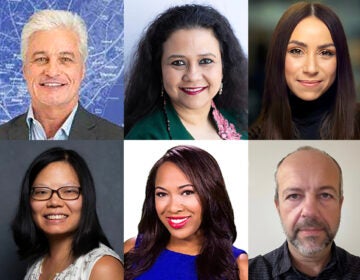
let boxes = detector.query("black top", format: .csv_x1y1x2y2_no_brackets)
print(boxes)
249,242,360,280
289,89,335,139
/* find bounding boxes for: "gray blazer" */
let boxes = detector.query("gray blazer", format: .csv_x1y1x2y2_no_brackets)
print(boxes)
0,104,123,140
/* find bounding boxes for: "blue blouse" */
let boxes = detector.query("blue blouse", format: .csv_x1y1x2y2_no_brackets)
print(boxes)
135,246,246,279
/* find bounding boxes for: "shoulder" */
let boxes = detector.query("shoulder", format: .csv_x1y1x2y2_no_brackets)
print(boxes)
249,245,285,279
78,244,123,280
124,237,136,254
0,113,28,140
236,253,248,280
232,246,247,258
71,105,123,139
90,255,123,280
334,245,360,270
217,108,248,140
125,108,169,139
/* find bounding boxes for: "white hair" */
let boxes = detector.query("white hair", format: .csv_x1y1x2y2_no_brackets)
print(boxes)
21,9,88,62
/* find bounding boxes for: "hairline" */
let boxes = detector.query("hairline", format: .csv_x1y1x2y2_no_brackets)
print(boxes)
274,146,343,201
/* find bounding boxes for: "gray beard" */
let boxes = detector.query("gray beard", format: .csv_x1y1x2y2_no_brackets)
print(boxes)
282,217,339,257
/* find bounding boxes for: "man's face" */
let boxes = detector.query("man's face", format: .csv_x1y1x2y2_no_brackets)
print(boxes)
275,149,343,257
23,27,85,111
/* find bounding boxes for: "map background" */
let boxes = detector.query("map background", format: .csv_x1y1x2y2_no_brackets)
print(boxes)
0,0,124,127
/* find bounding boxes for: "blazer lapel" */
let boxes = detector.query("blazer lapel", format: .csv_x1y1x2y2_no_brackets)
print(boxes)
8,114,29,140
69,104,98,139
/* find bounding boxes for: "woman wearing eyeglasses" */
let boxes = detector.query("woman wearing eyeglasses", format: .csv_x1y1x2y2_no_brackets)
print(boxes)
11,147,123,279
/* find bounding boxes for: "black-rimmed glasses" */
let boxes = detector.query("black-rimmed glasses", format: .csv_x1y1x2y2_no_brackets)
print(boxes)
31,186,82,201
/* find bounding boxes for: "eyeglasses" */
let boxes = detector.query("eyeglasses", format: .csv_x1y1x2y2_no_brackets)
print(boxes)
31,186,82,201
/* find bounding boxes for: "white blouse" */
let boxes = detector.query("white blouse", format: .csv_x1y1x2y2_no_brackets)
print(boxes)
24,243,122,280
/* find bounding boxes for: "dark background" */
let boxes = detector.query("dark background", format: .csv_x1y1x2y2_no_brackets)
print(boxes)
249,0,360,126
0,141,123,279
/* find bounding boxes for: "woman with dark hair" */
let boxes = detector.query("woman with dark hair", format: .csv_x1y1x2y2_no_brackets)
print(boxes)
125,4,248,140
124,145,248,279
249,1,360,139
12,147,123,279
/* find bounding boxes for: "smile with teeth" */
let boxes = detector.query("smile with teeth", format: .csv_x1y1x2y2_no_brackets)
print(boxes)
180,87,207,95
40,82,66,87
45,214,68,220
167,216,190,229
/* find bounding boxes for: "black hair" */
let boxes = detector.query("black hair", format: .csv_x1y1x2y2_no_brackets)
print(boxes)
11,147,111,261
125,4,247,135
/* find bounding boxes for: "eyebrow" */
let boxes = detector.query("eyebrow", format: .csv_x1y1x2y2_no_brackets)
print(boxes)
155,184,194,190
166,53,217,61
282,185,338,195
288,40,335,49
31,51,76,58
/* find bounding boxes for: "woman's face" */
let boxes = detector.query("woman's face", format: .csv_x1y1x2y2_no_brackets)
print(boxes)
285,16,337,101
161,27,223,114
154,161,203,243
30,161,82,238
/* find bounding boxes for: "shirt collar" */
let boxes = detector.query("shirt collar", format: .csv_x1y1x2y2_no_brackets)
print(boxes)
26,103,78,140
273,241,342,278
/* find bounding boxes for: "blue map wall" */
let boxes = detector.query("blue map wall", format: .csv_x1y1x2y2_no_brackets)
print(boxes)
0,0,124,126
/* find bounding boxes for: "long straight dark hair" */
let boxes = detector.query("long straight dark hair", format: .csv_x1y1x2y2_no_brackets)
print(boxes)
250,2,358,139
11,147,111,262
125,145,239,280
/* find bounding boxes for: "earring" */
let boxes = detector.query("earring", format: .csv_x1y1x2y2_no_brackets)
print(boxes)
161,87,164,97
219,82,223,95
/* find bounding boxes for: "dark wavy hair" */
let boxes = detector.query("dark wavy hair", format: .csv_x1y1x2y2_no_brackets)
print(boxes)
250,2,359,139
125,145,239,280
124,4,248,135
11,147,111,261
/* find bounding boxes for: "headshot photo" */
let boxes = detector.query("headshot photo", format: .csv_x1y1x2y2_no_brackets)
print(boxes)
124,141,248,279
0,1,124,139
124,0,248,140
249,0,360,139
0,141,123,279
249,141,360,279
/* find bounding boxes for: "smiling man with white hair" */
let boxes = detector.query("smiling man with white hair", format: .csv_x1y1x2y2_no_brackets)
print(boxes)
0,9,123,140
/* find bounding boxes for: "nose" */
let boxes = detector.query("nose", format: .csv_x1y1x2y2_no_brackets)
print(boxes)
168,195,184,213
300,195,319,218
46,192,64,207
43,59,60,77
303,54,319,75
182,63,201,82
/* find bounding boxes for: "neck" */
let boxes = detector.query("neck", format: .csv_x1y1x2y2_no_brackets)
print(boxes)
288,241,332,277
32,102,76,138
41,236,74,280
172,102,220,139
167,232,203,256
47,235,73,260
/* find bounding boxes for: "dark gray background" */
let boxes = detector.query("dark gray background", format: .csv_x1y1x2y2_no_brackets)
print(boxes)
0,141,123,279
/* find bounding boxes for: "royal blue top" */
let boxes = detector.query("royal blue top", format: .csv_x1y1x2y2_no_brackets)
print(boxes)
135,246,246,279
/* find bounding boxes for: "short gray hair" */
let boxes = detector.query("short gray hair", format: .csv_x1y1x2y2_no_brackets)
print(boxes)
21,9,88,62
274,146,343,201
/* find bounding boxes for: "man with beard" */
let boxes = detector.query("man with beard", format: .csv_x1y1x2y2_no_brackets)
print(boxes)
249,146,360,279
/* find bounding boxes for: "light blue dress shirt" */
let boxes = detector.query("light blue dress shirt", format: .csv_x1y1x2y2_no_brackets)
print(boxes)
26,103,78,140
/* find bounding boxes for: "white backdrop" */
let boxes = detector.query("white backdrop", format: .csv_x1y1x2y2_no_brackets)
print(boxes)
124,140,248,252
249,140,360,258
124,0,248,68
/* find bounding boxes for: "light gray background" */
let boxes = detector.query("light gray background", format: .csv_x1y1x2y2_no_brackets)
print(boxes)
124,140,248,252
124,0,248,69
249,140,360,258
0,141,123,280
